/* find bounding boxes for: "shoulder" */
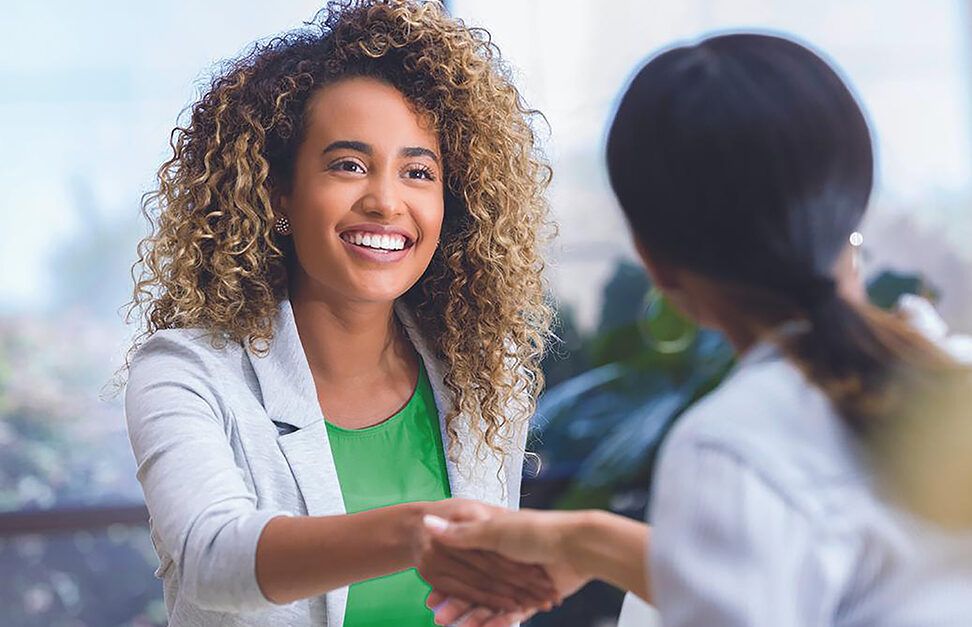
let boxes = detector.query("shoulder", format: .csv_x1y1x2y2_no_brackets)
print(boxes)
130,327,242,370
657,354,868,522
649,362,866,617
125,328,249,419
128,326,250,383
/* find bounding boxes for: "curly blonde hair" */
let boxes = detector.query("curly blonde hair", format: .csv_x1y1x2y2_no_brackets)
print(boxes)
128,0,553,457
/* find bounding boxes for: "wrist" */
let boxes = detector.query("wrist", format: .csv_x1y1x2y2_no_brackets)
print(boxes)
564,510,651,598
395,501,431,568
561,510,604,580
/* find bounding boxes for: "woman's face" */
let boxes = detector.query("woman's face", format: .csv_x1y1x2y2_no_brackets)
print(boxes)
280,76,445,305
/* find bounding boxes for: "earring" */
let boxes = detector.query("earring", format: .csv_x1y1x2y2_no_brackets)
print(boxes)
849,231,864,272
637,286,698,354
274,215,292,235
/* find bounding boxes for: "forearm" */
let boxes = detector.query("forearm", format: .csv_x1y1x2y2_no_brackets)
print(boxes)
566,511,651,603
255,501,425,604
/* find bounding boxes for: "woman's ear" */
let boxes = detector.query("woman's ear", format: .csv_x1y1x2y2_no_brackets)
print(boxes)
271,188,290,217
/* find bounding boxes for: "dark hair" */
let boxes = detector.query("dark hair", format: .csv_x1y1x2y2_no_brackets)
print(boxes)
606,33,962,434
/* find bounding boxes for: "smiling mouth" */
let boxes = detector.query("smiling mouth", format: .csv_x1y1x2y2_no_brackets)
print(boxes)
340,230,414,253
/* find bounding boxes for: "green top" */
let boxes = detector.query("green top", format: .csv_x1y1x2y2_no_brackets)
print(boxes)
325,360,451,627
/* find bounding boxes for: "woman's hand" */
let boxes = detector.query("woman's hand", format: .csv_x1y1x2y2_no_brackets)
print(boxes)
426,590,536,626
423,508,651,625
422,509,594,625
426,508,592,595
411,499,560,614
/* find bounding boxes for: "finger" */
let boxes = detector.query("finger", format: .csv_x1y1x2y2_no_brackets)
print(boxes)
469,548,558,602
448,500,497,523
426,589,448,610
470,549,558,602
427,572,521,613
424,515,497,551
482,609,533,627
458,606,496,627
444,547,557,608
433,549,534,611
431,499,498,524
444,547,558,610
433,598,474,626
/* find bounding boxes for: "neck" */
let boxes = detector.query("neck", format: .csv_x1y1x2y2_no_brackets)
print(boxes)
289,280,407,384
690,290,768,357
716,317,761,356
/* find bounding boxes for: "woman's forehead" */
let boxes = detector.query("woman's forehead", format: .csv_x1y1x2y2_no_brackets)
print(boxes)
303,77,440,151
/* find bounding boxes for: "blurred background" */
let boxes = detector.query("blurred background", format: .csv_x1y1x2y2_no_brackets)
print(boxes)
1,1,970,625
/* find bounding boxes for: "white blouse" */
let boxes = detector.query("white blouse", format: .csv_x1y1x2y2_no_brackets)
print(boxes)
625,297,972,626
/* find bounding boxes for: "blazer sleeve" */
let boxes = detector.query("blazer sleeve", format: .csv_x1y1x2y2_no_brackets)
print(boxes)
125,332,291,613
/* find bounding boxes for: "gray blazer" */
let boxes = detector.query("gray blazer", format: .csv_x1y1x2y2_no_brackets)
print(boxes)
125,299,526,627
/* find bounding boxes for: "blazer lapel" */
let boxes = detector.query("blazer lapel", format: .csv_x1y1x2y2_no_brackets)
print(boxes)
244,299,348,627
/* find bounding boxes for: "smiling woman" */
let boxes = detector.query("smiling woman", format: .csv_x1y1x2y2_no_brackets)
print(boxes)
122,1,555,625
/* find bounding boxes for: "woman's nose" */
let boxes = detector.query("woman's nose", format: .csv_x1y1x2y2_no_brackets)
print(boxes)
360,173,402,217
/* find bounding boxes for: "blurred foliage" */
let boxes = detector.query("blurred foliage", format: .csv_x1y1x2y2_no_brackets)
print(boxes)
0,315,139,512
867,269,940,310
0,528,165,627
0,313,162,626
531,261,735,518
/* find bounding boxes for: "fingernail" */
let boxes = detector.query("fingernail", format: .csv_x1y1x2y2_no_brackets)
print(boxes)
432,599,450,612
423,514,450,533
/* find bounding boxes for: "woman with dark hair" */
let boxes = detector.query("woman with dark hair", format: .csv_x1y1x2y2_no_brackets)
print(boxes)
424,32,972,626
123,1,558,625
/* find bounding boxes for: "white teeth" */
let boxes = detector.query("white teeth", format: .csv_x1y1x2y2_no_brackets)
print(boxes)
344,231,408,251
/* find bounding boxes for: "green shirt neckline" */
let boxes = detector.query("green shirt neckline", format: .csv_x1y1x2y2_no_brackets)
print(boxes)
323,362,425,437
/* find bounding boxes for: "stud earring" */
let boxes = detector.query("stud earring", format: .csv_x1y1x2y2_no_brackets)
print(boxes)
274,215,292,235
849,231,864,272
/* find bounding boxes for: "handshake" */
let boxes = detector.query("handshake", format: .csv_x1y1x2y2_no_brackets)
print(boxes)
412,499,642,626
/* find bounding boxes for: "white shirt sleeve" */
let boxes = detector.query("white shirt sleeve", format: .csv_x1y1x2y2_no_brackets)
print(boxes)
617,592,662,627
649,440,855,627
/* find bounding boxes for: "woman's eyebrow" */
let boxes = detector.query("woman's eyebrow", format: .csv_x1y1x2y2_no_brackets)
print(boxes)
400,146,439,163
322,140,371,155
321,141,438,163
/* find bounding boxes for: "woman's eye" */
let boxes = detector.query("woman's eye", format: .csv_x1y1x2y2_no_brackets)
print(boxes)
405,166,436,181
331,160,365,174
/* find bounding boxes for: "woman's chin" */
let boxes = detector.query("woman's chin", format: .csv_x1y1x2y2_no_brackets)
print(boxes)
338,275,421,306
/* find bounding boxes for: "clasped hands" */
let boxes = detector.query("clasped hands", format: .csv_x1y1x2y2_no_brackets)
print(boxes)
413,499,589,626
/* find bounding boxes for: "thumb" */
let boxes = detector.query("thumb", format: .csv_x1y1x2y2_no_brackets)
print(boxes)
423,514,493,550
